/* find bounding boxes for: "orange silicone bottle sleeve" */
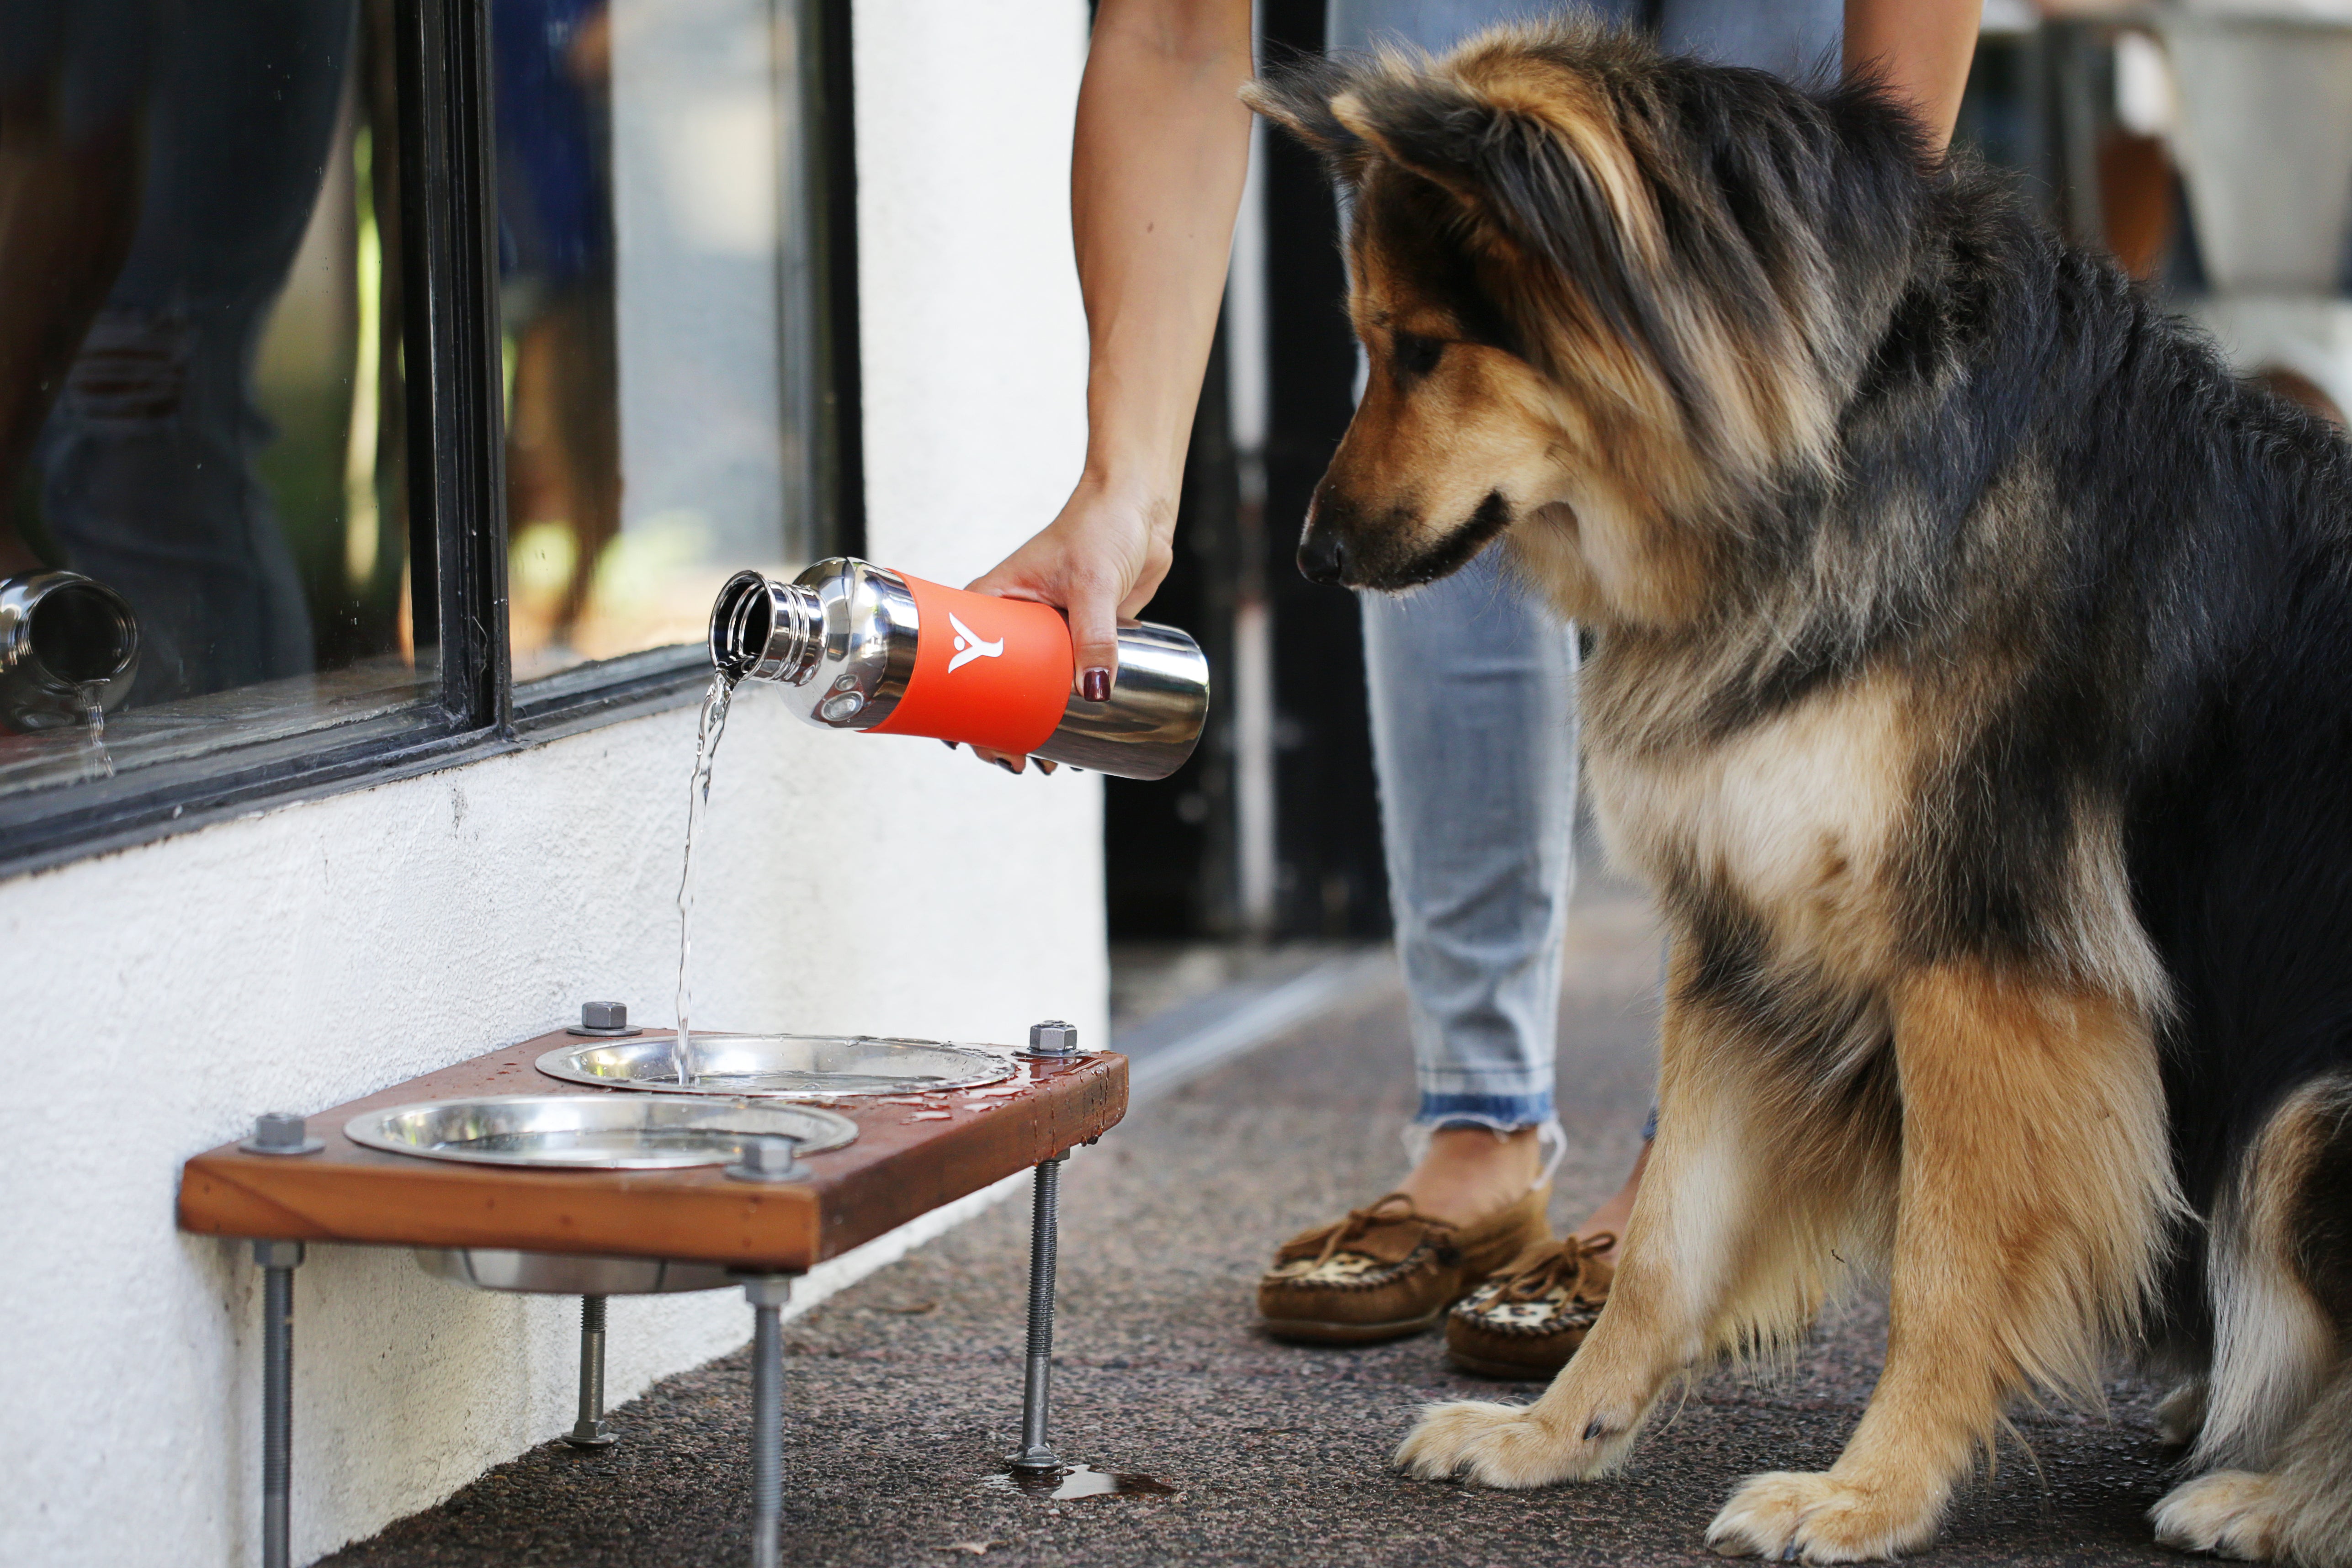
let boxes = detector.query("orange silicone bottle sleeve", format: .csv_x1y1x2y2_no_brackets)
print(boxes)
864,574,1075,755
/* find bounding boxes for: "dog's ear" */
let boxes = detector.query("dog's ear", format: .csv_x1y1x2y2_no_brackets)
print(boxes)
1327,71,1639,282
1331,68,1665,371
1241,52,1371,179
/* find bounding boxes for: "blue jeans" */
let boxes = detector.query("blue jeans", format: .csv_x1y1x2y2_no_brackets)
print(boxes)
1328,0,1842,1138
26,0,351,704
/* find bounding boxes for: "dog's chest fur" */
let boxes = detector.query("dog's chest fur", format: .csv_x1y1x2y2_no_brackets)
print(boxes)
1584,668,1913,974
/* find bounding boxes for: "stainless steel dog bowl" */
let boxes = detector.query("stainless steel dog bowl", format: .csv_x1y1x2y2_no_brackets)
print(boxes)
414,1248,737,1294
535,1033,1014,1099
344,1094,858,1169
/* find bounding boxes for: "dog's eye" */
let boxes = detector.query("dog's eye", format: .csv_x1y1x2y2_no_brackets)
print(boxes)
1390,332,1445,383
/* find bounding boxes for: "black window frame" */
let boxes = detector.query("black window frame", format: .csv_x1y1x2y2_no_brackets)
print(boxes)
0,0,863,878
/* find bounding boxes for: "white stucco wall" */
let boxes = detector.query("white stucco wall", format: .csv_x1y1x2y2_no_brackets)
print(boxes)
0,3,1094,1563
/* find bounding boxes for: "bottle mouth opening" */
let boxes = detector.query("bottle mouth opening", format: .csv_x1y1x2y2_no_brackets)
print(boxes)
29,582,138,686
708,571,822,684
709,572,773,679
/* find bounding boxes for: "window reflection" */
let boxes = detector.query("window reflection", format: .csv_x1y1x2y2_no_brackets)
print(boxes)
499,0,818,683
0,0,419,793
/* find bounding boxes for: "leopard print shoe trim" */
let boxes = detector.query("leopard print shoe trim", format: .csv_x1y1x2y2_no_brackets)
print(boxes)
1444,1232,1614,1379
1261,1194,1456,1292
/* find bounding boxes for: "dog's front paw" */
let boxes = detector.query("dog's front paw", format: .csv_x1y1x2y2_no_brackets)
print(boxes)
1393,1398,1630,1488
2152,1471,2283,1560
1705,1472,1943,1563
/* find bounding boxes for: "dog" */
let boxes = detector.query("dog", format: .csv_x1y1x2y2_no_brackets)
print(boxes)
1246,19,2352,1565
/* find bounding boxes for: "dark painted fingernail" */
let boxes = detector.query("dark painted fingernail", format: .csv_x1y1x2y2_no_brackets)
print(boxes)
995,757,1020,775
1036,759,1058,775
940,739,958,751
1081,667,1111,703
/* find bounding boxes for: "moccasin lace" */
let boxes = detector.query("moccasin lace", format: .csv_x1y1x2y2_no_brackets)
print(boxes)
1496,1233,1614,1303
1283,1193,1454,1271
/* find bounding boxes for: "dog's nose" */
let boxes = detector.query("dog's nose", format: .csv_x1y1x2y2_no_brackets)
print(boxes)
1297,529,1348,586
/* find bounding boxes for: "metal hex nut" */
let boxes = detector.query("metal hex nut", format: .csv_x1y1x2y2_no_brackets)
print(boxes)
241,1112,323,1156
738,1274,795,1308
725,1135,808,1183
569,1001,641,1038
253,1112,306,1149
1025,1020,1079,1057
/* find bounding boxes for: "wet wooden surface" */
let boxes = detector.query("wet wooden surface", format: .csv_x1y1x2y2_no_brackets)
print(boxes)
177,1031,1127,1272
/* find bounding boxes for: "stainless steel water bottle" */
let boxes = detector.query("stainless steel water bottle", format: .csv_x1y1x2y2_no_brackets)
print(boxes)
0,570,140,731
708,558,1209,781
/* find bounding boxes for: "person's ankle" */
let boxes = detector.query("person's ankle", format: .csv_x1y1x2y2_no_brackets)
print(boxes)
1396,1125,1543,1226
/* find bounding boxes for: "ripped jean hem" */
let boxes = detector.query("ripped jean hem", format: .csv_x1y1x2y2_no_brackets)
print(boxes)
1414,1089,1555,1129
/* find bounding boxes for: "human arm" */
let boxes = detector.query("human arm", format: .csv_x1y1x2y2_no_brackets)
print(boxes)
1845,0,1983,152
966,0,1253,709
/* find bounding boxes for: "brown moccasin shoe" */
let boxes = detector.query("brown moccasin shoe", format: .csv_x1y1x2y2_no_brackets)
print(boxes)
1444,1232,1614,1379
1257,1185,1551,1345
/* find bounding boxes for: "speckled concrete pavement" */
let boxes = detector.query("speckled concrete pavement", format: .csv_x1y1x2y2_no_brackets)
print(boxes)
326,885,2185,1568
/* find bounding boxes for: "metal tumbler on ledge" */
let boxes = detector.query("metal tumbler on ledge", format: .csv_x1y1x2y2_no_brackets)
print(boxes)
709,558,1209,781
0,570,140,732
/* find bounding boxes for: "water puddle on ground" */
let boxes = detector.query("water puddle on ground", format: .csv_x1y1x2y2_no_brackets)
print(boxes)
978,1464,1179,1501
673,673,737,1086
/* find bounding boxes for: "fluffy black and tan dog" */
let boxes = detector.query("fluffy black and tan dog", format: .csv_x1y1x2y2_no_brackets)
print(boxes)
1246,19,2352,1566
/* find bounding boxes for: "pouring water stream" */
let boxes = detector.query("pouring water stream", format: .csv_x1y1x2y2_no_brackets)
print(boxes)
79,683,113,779
674,673,737,1085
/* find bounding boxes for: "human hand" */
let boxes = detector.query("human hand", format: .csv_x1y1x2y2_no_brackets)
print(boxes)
958,475,1175,774
971,473,1175,693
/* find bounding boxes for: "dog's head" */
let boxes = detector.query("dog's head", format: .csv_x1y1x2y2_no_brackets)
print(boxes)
1247,23,1929,621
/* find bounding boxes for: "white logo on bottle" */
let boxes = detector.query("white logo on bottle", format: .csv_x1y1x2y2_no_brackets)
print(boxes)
947,612,1005,673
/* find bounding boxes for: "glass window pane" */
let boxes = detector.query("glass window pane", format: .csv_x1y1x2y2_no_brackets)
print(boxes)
495,0,823,683
0,0,432,800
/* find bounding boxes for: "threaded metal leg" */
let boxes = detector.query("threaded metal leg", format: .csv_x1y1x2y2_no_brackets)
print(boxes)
253,1240,303,1568
1007,1153,1067,1473
743,1277,791,1568
564,1296,617,1449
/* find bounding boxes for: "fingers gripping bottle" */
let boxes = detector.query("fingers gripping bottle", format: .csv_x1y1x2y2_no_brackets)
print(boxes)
708,559,1210,781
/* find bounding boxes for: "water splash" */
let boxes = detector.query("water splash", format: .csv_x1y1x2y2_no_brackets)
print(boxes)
674,673,736,1085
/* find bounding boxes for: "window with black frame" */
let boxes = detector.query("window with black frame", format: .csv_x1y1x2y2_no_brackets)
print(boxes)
0,1,428,798
494,0,849,700
0,0,854,868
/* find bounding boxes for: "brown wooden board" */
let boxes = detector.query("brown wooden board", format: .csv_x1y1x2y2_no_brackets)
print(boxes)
177,1033,1127,1273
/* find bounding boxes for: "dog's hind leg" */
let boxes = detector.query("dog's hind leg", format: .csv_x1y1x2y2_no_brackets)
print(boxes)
2155,1075,2352,1566
1707,963,2177,1562
2155,1377,2210,1449
2153,1360,2352,1567
1396,954,1897,1490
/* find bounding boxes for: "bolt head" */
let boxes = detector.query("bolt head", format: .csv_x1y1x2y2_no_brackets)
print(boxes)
1026,1020,1078,1056
581,1001,628,1032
